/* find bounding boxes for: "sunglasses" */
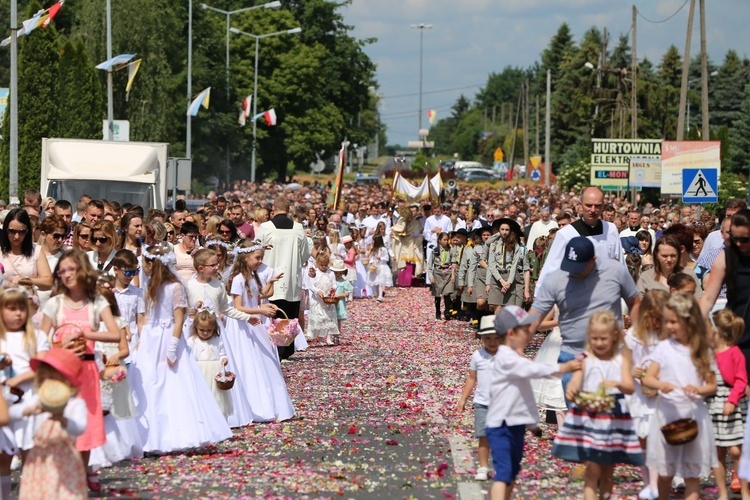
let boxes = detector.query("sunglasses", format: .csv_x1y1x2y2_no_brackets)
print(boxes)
166,231,175,235
731,235,750,244
78,233,91,240
91,236,109,244
6,228,28,236
218,229,232,235
121,268,140,277
51,233,66,240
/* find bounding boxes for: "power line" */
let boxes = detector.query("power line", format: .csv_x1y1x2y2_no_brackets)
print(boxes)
380,83,482,99
636,0,689,24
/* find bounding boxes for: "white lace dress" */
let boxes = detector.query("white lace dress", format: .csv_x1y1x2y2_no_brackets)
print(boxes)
130,282,232,453
305,268,339,339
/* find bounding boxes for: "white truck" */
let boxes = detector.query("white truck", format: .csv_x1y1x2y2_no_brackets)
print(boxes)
40,138,169,210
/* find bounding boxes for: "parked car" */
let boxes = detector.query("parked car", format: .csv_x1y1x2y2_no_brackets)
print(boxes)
461,169,500,182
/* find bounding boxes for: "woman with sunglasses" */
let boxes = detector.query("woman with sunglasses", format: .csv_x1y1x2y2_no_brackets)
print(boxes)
36,215,69,305
73,221,93,252
701,209,750,377
86,221,118,276
217,219,240,245
0,208,53,290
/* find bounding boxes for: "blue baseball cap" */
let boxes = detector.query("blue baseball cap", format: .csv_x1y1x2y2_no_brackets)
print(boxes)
561,237,595,275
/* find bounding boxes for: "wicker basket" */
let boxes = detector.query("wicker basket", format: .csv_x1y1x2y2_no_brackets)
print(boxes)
215,369,236,391
661,418,699,445
267,309,297,347
322,296,340,305
51,324,87,350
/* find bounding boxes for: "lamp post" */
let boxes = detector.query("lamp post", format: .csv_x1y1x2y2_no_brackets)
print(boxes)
106,0,113,140
410,23,432,136
687,70,718,133
9,0,18,203
229,26,302,183
200,1,281,180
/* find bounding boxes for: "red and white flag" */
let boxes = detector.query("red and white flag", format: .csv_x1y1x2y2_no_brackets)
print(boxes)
238,95,252,126
263,108,277,126
43,0,64,28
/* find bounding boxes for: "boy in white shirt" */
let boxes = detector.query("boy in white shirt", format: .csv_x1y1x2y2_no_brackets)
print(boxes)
457,315,500,481
486,306,581,500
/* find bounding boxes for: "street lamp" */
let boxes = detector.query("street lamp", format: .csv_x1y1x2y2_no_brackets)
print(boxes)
200,1,281,179
687,70,718,132
410,23,432,136
229,26,302,183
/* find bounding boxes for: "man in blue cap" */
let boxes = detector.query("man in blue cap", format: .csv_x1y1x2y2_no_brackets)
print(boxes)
528,236,639,395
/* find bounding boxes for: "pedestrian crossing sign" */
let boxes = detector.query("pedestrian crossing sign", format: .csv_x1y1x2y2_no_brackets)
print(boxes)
682,168,718,203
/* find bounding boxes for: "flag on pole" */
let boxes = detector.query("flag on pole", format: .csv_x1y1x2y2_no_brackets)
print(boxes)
96,53,136,71
263,108,277,126
43,0,65,28
187,87,211,116
427,109,437,126
328,143,346,210
123,59,141,101
238,96,252,126
21,11,48,37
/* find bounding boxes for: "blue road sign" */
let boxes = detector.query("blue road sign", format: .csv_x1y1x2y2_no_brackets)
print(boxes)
682,168,718,203
530,169,541,182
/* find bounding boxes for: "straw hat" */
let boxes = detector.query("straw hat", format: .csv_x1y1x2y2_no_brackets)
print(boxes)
330,258,347,273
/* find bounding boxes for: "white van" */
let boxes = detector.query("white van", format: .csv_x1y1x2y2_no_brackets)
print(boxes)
453,161,484,171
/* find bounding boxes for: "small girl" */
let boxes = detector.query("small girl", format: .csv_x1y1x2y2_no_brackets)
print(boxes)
707,309,749,499
667,272,697,296
428,232,454,320
305,253,340,345
224,239,295,426
187,308,232,419
623,289,670,500
330,259,353,338
0,287,49,498
129,243,232,453
39,249,122,491
642,293,718,500
15,348,87,499
552,310,642,500
366,235,392,303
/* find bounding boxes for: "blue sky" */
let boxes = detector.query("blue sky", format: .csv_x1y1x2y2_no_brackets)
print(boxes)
341,0,750,147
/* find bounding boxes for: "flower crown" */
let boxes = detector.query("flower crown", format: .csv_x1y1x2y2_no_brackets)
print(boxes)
205,239,232,251
234,240,264,256
142,246,177,266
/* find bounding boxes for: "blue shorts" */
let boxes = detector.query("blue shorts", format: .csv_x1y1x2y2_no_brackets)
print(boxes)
486,423,526,484
474,404,488,438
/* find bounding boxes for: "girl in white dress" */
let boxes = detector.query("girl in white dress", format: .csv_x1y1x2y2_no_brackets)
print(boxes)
623,289,670,500
90,285,143,470
642,293,718,500
531,307,567,427
366,235,393,302
352,228,369,298
224,240,294,424
129,243,232,453
305,252,339,345
0,287,49,499
186,308,231,418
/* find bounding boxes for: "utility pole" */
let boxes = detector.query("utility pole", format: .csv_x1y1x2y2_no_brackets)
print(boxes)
9,0,18,203
411,23,432,136
522,80,529,174
544,69,551,187
699,0,709,140
535,94,540,154
508,88,522,175
631,4,637,139
676,0,696,141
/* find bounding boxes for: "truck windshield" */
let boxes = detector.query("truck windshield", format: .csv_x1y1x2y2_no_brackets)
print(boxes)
48,180,153,210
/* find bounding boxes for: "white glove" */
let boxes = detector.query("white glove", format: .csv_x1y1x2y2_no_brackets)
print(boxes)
166,337,179,365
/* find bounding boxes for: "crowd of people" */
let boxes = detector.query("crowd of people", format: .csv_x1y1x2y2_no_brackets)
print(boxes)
0,180,747,499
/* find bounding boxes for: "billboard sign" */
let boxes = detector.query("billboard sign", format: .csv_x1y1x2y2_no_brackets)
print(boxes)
590,139,661,189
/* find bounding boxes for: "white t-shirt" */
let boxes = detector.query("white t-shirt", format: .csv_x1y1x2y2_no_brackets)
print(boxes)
649,338,708,403
470,348,495,405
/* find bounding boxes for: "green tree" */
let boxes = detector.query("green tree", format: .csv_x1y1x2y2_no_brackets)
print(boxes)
728,83,750,175
57,40,103,138
0,5,60,199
